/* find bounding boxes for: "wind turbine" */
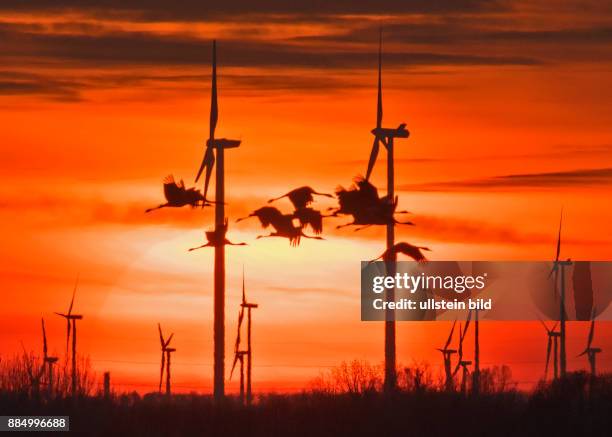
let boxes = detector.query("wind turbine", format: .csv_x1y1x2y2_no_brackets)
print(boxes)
549,209,571,378
365,30,410,394
55,276,83,397
578,308,601,376
158,324,175,395
194,40,242,401
453,312,472,395
540,319,560,380
41,318,58,398
230,306,247,404
437,321,457,392
473,308,481,395
230,270,259,405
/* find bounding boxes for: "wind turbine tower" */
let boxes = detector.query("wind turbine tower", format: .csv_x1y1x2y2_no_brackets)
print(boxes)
195,40,242,401
365,30,410,393
55,276,83,397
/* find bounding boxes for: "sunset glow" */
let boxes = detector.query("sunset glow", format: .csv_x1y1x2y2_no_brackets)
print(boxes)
2,0,612,394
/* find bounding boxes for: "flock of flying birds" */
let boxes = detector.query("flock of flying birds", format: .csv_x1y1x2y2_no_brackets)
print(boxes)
145,175,430,262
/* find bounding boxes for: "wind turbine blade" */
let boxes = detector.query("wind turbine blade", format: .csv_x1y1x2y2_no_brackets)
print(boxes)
158,323,164,346
242,267,246,305
587,318,595,349
544,336,552,378
66,319,71,358
159,351,165,391
230,353,239,380
165,333,174,347
235,309,244,351
202,148,216,200
376,28,383,129
538,317,551,333
462,313,471,338
555,208,562,263
365,138,380,181
68,274,79,316
210,40,218,142
41,318,48,358
194,146,211,183
444,320,457,350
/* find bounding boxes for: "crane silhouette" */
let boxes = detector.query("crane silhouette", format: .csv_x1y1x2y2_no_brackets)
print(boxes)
189,218,247,251
237,206,323,246
268,186,333,209
55,275,83,397
269,186,332,235
370,242,430,263
145,175,209,212
332,177,412,231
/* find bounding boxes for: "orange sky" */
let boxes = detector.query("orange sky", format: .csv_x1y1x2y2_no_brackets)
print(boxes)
2,1,612,393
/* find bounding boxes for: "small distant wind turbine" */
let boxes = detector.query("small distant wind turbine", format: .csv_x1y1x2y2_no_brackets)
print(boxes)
230,270,258,405
230,306,247,404
55,275,83,397
540,319,560,380
453,312,472,395
548,209,571,378
41,318,58,397
437,321,457,392
578,308,601,376
157,324,175,395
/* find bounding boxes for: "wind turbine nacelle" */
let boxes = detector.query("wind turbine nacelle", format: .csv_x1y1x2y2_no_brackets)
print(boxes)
371,126,410,139
207,138,241,149
68,315,84,320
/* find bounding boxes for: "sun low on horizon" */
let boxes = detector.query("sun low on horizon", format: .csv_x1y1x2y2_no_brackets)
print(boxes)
2,0,612,395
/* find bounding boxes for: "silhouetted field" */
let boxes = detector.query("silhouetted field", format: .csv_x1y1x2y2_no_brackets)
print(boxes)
1,372,611,436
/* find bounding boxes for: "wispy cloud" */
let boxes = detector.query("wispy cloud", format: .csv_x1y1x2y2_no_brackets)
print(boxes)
400,168,612,192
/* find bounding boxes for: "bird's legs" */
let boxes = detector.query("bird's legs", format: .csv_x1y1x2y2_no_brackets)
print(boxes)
145,204,168,213
395,219,415,226
225,241,248,246
354,224,373,232
300,232,324,241
336,221,355,229
188,242,212,251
